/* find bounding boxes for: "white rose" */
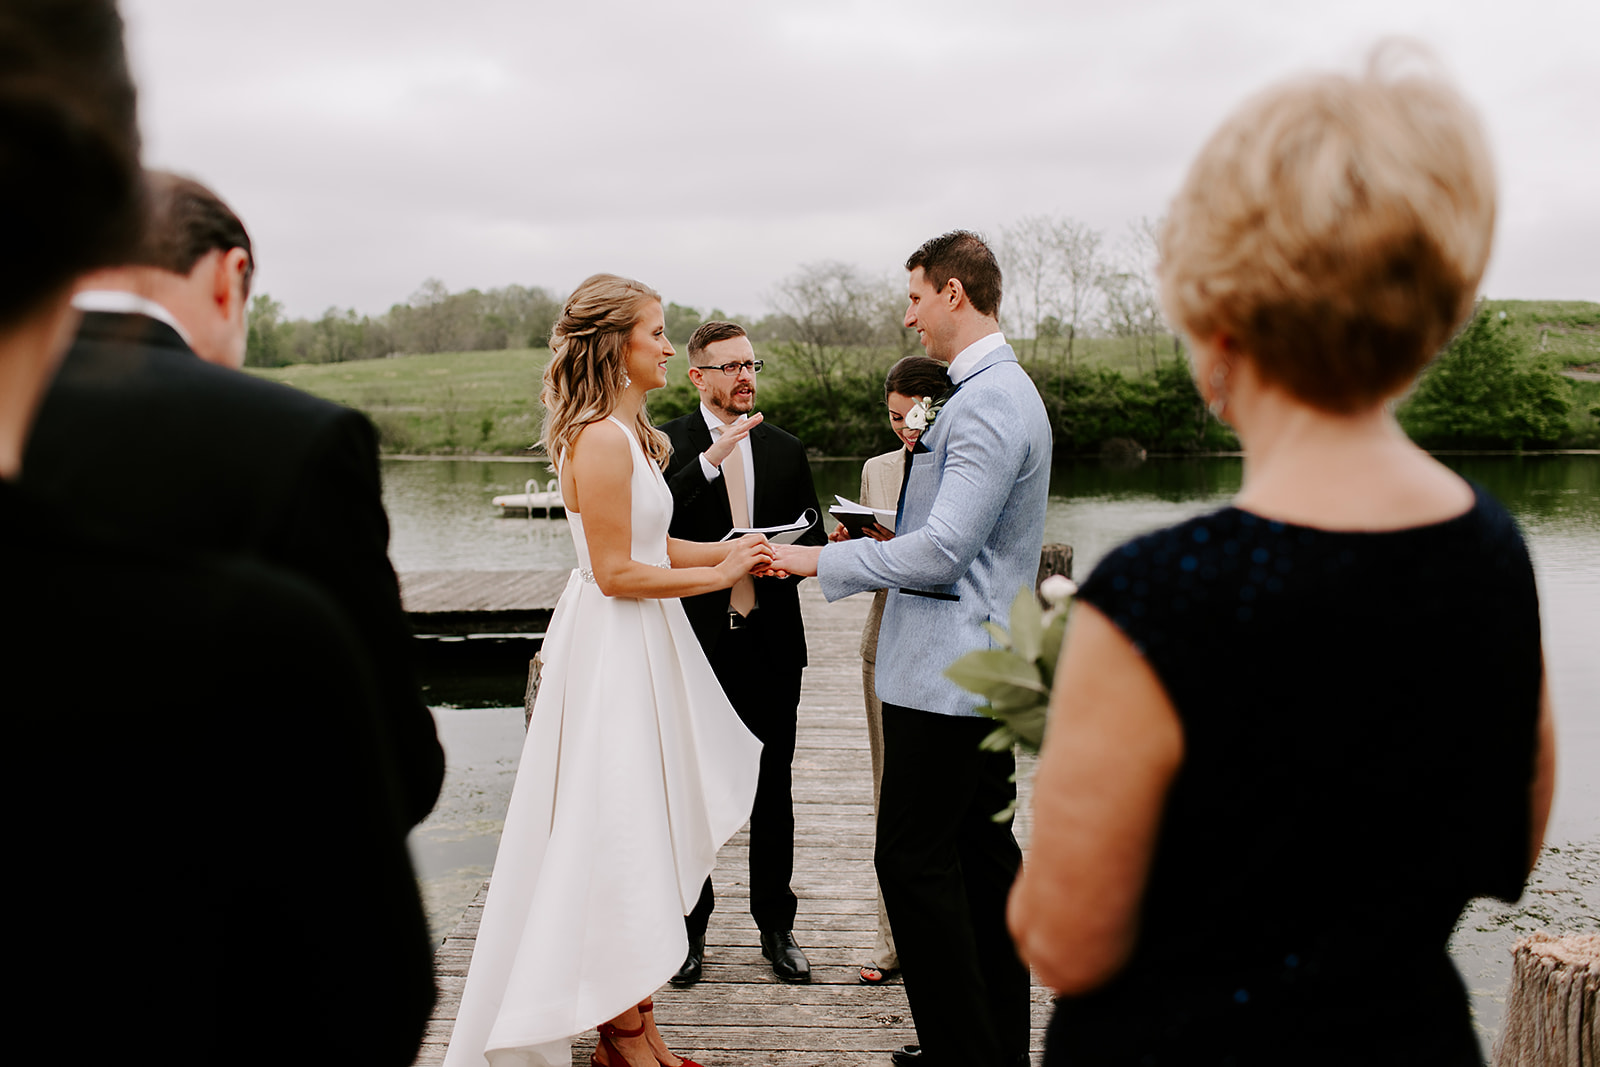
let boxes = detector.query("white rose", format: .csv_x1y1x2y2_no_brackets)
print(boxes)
903,399,929,431
1039,574,1078,605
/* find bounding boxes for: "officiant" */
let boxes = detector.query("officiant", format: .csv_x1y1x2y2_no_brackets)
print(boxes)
659,319,827,986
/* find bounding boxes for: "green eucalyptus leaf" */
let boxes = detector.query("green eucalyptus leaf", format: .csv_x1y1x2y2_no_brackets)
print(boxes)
978,722,1015,751
1038,607,1071,683
982,621,1012,648
944,650,1048,711
1007,587,1043,662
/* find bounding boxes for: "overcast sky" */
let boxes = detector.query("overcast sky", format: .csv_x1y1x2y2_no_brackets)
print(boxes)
122,0,1599,320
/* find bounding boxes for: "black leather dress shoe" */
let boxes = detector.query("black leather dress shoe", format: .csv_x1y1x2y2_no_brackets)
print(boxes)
669,935,704,987
889,1045,921,1066
759,929,811,983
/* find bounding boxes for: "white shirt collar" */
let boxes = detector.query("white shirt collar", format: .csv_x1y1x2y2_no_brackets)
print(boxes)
699,402,736,434
946,331,1006,384
73,290,194,348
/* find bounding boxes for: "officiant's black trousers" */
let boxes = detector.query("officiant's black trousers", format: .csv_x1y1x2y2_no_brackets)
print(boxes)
686,618,802,938
878,703,1030,1067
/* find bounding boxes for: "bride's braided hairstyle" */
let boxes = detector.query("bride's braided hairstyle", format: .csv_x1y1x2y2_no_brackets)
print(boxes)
540,273,672,470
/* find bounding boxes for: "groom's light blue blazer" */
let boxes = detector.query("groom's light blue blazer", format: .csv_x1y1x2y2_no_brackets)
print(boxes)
818,343,1052,717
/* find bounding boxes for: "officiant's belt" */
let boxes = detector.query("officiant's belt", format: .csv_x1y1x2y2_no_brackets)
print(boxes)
896,587,960,602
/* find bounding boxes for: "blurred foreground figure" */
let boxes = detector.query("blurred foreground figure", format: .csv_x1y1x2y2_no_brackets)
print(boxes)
22,169,445,829
1,3,434,1061
1007,47,1556,1067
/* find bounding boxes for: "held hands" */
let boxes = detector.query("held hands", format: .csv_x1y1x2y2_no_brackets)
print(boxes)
771,543,822,578
718,532,776,585
704,413,764,469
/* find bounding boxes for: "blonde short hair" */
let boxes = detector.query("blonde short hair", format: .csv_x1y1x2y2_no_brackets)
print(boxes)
1160,47,1496,412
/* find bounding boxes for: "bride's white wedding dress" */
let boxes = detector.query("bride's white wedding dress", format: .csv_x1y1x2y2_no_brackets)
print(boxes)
444,415,761,1067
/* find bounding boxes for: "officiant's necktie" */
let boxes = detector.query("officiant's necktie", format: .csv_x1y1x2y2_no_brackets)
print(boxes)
713,424,757,616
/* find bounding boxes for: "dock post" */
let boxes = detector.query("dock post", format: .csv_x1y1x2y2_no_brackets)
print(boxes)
1494,932,1599,1066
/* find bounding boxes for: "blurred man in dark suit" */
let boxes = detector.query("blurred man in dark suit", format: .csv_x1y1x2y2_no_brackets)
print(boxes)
23,171,445,829
2,3,434,1061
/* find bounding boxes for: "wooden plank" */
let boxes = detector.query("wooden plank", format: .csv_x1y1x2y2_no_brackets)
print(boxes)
416,582,1051,1066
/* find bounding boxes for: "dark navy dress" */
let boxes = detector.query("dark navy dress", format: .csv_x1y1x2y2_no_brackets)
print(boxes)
1045,484,1543,1067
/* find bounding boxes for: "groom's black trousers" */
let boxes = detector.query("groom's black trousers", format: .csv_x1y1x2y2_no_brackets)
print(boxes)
686,612,802,937
878,702,1031,1067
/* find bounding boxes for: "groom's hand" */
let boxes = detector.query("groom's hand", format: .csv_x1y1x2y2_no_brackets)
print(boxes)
772,543,822,578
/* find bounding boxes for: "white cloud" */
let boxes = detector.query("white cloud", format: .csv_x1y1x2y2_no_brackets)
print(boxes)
123,0,1600,316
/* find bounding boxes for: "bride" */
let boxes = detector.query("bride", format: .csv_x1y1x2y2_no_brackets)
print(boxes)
443,274,770,1067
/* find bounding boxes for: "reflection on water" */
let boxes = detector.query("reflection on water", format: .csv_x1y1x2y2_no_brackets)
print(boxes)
393,453,1596,1055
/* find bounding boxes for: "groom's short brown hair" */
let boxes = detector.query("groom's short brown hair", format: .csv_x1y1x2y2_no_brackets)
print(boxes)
906,230,1002,319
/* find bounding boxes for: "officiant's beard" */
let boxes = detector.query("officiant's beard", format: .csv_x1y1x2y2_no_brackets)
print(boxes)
706,377,756,421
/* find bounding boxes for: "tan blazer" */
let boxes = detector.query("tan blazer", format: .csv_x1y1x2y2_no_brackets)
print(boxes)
858,448,907,662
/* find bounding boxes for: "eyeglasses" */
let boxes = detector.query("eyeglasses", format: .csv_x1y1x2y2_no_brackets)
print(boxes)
693,360,763,376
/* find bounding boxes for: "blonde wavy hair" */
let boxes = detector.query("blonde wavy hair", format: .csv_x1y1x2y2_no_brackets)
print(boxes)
540,273,672,470
1160,45,1496,412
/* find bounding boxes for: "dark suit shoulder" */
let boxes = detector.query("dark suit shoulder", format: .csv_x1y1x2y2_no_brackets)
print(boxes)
750,420,808,454
38,329,371,480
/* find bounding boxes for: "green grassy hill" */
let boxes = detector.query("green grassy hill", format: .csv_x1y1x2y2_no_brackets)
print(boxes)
248,299,1599,455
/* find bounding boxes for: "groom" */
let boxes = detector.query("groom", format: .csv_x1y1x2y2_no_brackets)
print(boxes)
775,232,1049,1067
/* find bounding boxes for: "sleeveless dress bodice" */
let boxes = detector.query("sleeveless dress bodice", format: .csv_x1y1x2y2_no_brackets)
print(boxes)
567,416,674,578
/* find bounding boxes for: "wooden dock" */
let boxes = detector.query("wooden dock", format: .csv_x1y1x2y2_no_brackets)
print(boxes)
400,569,570,636
417,581,1052,1066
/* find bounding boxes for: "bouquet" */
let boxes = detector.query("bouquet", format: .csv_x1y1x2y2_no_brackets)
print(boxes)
943,574,1078,756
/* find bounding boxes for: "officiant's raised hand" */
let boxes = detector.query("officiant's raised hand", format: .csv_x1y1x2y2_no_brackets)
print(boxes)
704,412,764,468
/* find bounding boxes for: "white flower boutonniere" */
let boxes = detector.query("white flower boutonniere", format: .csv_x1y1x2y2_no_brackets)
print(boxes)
904,393,951,434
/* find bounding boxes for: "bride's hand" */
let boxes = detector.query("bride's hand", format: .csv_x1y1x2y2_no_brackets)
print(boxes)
717,533,773,585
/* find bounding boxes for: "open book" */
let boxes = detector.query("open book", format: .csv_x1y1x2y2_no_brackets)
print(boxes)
828,495,897,538
719,508,818,545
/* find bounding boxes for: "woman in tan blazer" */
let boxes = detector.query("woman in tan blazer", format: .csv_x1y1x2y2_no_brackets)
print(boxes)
835,356,951,984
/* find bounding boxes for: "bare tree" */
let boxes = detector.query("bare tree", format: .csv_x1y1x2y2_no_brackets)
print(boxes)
1054,219,1104,368
1097,218,1174,374
768,261,893,403
998,216,1064,359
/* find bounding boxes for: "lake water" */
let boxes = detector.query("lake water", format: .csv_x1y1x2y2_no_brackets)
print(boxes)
391,452,1597,1052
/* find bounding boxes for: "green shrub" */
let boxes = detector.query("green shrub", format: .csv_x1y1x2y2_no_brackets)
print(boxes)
1401,308,1571,448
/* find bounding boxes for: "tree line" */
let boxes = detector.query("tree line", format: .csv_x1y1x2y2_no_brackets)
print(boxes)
243,214,1173,368
245,216,1595,453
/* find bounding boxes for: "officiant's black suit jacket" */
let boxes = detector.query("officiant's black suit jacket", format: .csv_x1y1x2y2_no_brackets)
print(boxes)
658,414,825,670
22,311,445,827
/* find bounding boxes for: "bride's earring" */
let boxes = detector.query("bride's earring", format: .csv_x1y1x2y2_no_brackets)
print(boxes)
622,373,632,388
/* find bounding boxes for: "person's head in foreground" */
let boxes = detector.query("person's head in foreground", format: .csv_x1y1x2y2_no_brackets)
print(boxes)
1160,44,1495,421
78,169,255,368
0,0,142,478
540,272,671,468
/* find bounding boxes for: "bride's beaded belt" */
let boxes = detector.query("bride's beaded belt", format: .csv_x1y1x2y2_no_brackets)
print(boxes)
578,559,671,584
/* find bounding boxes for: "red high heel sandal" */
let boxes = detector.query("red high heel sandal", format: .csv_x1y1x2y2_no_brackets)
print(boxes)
592,1018,647,1067
636,998,705,1067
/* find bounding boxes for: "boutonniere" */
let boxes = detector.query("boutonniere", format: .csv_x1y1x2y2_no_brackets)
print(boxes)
903,393,949,433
